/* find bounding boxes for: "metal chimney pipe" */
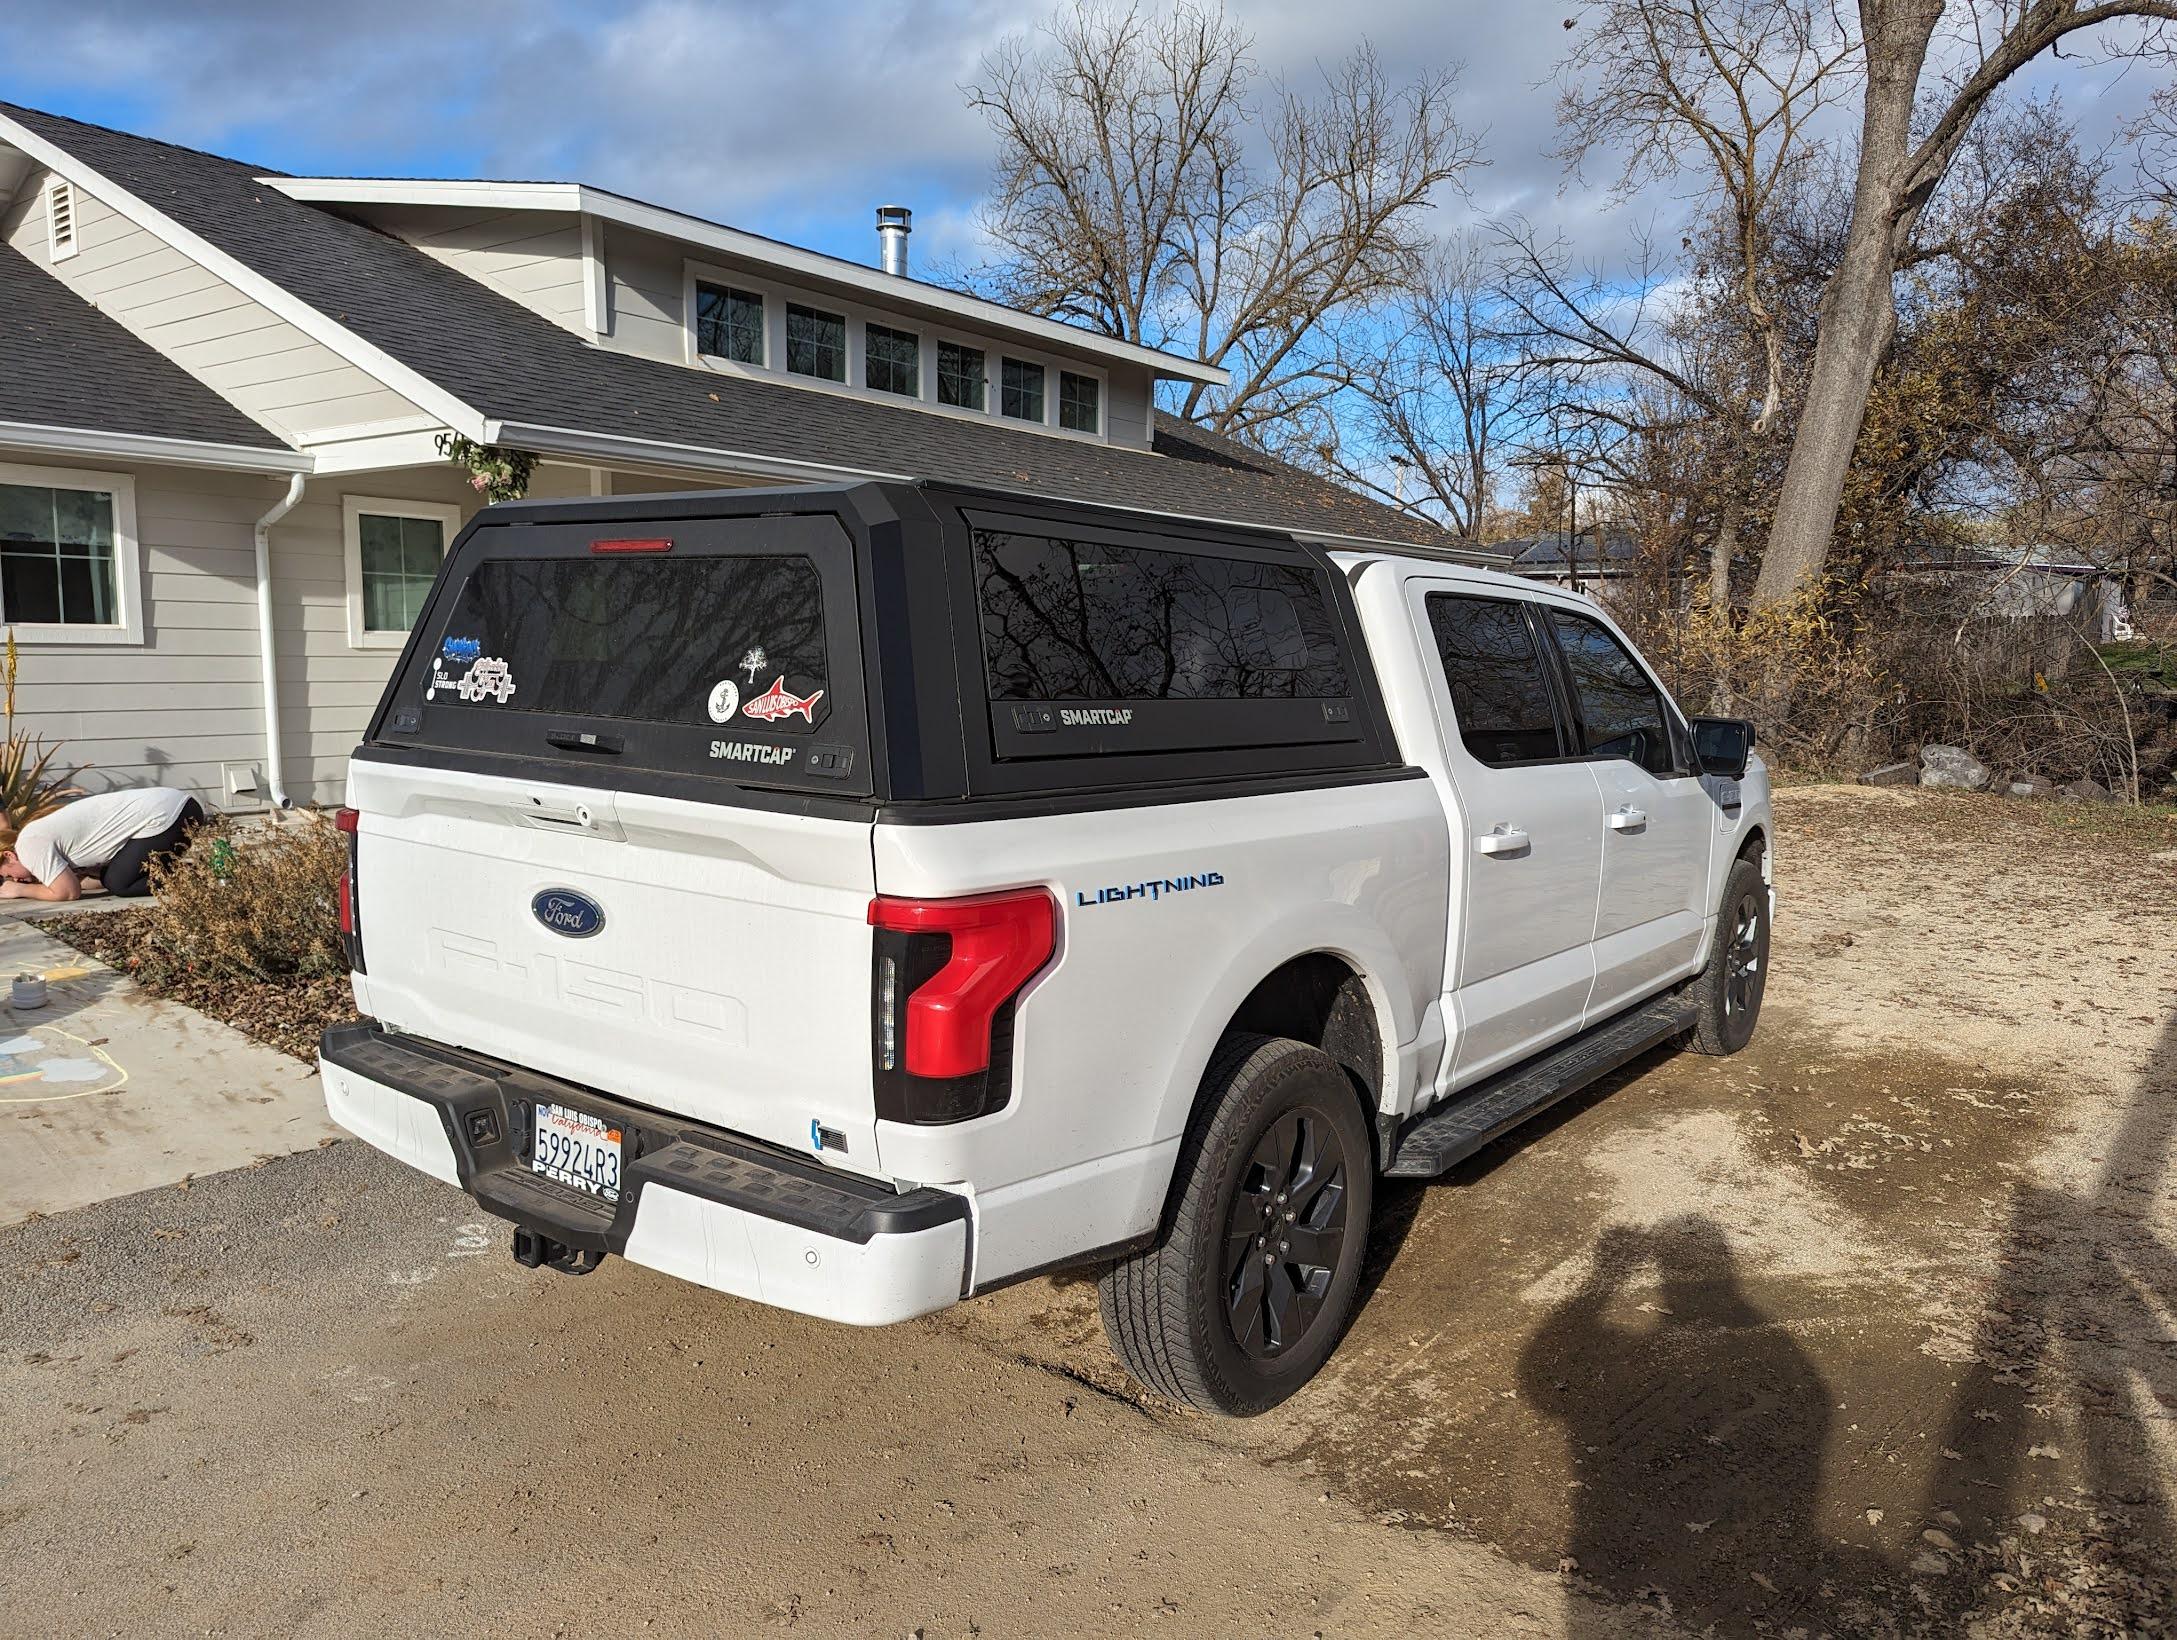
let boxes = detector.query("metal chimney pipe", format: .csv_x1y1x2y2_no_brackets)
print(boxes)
875,205,911,275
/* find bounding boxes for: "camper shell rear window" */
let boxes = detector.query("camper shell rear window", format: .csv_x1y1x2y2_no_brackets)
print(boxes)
376,511,869,794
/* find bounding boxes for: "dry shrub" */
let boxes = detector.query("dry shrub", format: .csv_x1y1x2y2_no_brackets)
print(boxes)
1628,582,1887,770
1628,575,2174,793
129,810,347,986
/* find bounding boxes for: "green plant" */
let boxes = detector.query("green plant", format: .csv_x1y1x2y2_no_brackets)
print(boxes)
435,432,536,502
0,628,84,843
131,810,347,984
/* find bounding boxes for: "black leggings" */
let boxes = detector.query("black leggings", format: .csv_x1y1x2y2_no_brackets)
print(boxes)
101,798,205,898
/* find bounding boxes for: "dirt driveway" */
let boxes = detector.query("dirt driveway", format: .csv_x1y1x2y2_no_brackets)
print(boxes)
958,787,2177,1634
5,786,2174,1636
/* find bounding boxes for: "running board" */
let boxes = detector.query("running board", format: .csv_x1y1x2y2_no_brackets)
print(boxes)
1384,992,1701,1179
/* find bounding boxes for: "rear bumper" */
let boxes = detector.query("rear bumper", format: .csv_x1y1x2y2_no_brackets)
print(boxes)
318,1020,969,1326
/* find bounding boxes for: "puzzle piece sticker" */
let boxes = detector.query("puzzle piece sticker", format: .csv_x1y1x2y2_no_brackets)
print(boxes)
456,657,517,704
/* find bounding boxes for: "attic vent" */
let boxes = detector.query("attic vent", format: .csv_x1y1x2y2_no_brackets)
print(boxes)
45,178,78,262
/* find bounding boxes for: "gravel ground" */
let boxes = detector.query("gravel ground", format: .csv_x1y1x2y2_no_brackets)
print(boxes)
6,785,2176,1636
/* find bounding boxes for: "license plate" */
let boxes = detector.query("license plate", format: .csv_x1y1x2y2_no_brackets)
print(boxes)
531,1104,623,1202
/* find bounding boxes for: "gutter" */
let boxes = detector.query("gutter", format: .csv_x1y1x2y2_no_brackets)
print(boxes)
253,473,308,809
0,419,311,473
485,420,912,485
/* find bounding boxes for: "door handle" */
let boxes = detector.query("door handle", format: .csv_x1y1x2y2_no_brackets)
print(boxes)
1475,825,1530,856
1608,806,1648,833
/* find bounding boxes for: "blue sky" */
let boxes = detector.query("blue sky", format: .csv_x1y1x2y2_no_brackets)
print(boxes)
2,1,2169,280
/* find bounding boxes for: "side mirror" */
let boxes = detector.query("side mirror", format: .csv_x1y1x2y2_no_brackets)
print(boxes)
1690,716,1755,780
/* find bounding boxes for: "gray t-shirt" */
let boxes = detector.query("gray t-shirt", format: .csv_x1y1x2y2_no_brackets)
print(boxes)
15,788,192,883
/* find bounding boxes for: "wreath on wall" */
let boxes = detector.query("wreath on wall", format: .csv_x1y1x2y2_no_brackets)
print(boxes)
435,432,536,502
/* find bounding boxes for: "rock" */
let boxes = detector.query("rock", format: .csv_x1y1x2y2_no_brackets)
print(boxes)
2005,776,2054,799
1859,761,1917,787
1919,745,1990,791
2017,1512,2047,1535
2059,776,2114,804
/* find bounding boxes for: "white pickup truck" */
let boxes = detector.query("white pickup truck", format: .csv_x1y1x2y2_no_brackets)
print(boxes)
320,482,1771,1415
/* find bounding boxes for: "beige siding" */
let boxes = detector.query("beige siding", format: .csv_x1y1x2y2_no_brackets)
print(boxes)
604,223,691,365
1106,364,1156,451
373,205,589,332
8,456,482,812
1,170,425,440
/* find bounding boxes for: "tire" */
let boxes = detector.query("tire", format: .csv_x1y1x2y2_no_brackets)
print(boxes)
1099,1033,1374,1416
1690,852,1770,1056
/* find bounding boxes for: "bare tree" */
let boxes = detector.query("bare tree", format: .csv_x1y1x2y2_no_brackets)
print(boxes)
1327,236,1529,538
964,2,1480,438
1754,0,2177,608
1559,0,1857,436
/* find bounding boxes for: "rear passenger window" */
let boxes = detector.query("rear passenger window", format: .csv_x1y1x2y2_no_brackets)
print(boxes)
1547,611,1676,775
1426,594,1565,767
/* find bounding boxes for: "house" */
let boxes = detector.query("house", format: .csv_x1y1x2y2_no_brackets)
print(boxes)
1501,526,1643,597
0,102,1466,811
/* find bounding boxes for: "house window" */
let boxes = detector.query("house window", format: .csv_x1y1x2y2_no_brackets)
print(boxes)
785,303,847,382
694,281,765,365
1000,358,1045,422
0,465,139,644
937,341,986,410
1058,371,1101,434
344,496,461,649
865,322,920,397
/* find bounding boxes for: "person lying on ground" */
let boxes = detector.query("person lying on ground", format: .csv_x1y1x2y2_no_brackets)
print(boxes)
0,787,205,902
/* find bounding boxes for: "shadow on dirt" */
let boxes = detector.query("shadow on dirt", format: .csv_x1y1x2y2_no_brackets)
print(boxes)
1518,1215,1884,1631
1511,1011,2177,1634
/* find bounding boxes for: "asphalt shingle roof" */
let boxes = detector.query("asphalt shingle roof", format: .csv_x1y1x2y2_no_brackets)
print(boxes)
3,104,1449,549
0,243,289,451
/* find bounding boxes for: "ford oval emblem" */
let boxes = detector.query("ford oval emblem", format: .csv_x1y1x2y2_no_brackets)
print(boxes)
531,887,605,939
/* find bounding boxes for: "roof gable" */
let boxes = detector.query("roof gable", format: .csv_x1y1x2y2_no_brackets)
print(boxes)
0,244,298,461
0,102,1459,551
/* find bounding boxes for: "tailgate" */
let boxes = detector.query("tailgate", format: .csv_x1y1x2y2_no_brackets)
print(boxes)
346,507,884,1166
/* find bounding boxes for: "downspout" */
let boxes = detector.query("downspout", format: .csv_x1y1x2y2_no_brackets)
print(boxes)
253,472,307,809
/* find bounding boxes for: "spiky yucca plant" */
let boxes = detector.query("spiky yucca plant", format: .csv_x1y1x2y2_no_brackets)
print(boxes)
0,629,85,843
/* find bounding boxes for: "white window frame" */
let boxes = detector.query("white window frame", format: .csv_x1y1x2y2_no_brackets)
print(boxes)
343,494,461,650
45,177,79,262
1056,367,1105,436
680,257,1109,441
0,462,142,645
689,276,767,368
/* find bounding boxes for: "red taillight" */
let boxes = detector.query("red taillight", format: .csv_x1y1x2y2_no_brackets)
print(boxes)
335,806,363,967
868,889,1055,1081
591,537,673,554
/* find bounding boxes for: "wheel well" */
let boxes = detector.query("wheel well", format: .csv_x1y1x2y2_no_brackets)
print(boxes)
1226,953,1383,1118
1737,825,1769,868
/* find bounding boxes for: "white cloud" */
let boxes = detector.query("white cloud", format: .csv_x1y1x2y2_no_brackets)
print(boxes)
2,0,2170,274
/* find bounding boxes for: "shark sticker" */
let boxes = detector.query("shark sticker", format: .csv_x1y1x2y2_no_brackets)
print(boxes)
742,677,824,724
